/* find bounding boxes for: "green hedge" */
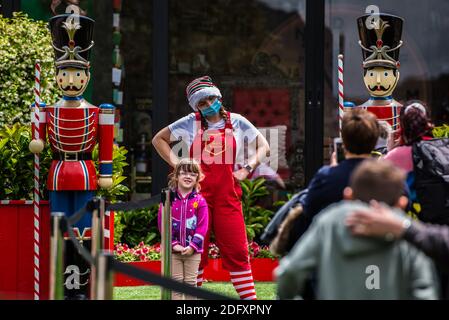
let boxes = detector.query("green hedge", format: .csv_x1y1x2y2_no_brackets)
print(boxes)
114,205,160,247
0,12,59,126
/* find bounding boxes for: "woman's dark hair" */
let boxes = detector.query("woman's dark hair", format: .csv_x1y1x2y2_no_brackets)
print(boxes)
399,100,433,145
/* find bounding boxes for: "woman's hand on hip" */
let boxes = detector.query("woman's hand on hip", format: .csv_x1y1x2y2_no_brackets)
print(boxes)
233,168,250,181
152,126,179,168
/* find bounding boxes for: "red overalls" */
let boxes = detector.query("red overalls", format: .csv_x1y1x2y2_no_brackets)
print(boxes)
190,112,251,272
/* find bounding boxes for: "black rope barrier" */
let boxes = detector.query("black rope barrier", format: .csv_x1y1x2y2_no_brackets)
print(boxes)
105,194,161,212
65,217,95,266
67,199,96,226
60,194,233,300
66,193,162,228
110,259,233,300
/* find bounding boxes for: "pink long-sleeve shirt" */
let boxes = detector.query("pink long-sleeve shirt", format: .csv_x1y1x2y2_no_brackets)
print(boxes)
157,189,208,253
383,145,413,172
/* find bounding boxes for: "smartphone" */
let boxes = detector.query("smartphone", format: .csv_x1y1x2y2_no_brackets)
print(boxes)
333,137,345,164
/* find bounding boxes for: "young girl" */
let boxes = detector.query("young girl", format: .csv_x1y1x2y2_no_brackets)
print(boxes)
157,158,208,300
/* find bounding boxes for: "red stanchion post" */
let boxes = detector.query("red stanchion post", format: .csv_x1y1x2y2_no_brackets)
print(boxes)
338,54,345,136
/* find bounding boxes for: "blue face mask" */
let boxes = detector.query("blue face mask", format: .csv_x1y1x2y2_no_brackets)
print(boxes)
200,98,222,117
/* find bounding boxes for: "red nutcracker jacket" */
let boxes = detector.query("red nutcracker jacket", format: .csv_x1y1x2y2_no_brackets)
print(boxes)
32,97,114,191
357,95,403,132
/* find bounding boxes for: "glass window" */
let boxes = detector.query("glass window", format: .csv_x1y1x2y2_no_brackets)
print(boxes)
168,0,306,192
121,0,153,197
325,0,449,148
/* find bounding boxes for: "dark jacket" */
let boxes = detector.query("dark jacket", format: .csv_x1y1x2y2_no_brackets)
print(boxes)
286,158,366,251
303,158,366,218
403,221,449,299
404,221,449,267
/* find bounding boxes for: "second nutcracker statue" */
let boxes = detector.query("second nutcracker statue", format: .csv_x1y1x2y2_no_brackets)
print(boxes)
29,14,114,299
356,13,404,133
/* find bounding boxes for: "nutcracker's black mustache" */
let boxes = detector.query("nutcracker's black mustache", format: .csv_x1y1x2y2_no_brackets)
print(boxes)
368,85,391,91
62,85,82,91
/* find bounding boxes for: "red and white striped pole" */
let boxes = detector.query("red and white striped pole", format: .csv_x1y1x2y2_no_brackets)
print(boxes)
33,61,41,300
338,54,345,136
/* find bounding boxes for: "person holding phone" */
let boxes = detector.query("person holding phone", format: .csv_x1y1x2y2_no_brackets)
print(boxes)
330,137,345,166
284,109,380,254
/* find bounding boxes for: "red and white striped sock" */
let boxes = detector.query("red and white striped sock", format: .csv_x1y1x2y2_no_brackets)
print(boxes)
230,270,257,300
197,268,204,287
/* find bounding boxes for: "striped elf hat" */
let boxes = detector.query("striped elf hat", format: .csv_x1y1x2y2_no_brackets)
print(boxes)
186,76,222,111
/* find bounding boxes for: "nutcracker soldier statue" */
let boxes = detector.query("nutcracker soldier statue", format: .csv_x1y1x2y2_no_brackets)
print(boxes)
29,14,114,299
356,13,404,135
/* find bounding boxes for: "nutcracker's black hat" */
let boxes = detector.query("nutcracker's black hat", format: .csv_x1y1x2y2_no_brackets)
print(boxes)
357,13,403,69
49,14,95,69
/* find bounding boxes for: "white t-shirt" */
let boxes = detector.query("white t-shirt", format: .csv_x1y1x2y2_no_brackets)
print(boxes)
168,112,260,168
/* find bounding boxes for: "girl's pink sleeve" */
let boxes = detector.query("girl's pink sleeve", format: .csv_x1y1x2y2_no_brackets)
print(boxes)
196,197,209,238
189,196,209,253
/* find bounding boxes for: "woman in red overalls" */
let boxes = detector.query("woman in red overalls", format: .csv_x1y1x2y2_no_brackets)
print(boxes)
153,76,270,300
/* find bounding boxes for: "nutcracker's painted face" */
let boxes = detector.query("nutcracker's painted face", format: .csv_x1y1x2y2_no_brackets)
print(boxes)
363,67,400,97
56,67,90,97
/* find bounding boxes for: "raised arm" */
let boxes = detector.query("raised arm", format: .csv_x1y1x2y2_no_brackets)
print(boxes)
346,203,449,267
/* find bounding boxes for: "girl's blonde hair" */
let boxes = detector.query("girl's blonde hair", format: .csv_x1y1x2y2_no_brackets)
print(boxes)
168,158,204,191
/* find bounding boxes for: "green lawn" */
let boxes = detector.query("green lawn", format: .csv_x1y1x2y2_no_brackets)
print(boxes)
114,282,277,300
